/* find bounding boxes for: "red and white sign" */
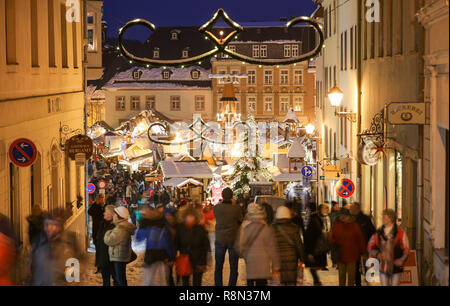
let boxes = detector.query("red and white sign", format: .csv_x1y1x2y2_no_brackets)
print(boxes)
400,250,419,286
9,138,38,167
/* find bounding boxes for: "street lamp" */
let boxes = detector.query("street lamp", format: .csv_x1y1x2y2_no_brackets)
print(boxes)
304,123,322,143
327,85,357,122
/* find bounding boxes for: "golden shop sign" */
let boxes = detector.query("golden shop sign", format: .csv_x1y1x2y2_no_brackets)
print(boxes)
387,102,426,125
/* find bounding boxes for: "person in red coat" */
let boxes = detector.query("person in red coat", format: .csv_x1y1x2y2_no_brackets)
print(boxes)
329,210,366,286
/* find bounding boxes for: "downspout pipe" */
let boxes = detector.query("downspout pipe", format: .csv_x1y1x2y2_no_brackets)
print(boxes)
357,0,363,203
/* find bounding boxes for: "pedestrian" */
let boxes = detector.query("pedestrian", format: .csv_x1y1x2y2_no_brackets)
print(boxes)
329,201,340,225
260,202,274,225
303,202,328,286
273,206,306,286
368,209,409,286
213,187,243,286
26,205,47,246
239,204,280,286
31,209,83,286
350,202,376,286
125,181,132,206
329,210,366,286
104,206,136,286
136,204,175,286
175,206,211,286
0,214,16,286
318,204,332,271
284,202,305,236
88,194,106,247
96,205,116,286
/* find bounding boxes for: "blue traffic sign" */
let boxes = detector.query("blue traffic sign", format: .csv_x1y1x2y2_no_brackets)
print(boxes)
87,183,96,194
301,166,313,177
9,138,38,167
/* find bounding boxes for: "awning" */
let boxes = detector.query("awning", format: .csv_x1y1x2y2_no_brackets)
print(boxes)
272,172,303,182
159,160,213,179
163,178,203,188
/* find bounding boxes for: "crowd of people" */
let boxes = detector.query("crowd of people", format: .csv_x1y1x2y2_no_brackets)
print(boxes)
0,157,410,287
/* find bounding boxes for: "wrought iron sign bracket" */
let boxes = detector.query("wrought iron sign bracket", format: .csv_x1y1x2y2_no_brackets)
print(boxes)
59,122,82,151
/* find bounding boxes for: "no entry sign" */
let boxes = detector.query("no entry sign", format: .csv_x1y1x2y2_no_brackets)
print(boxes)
87,183,96,194
9,138,38,167
335,178,355,198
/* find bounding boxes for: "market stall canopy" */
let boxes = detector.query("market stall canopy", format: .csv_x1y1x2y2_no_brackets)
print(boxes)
288,137,306,158
272,172,303,182
159,160,213,179
163,177,203,188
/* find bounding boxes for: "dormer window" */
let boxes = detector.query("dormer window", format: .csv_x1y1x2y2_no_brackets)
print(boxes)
170,30,180,40
162,69,171,79
191,69,200,79
153,48,160,58
132,69,143,80
182,49,189,58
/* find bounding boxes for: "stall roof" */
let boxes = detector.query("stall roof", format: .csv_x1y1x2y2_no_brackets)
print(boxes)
163,178,203,188
159,160,213,179
288,137,306,158
272,172,303,182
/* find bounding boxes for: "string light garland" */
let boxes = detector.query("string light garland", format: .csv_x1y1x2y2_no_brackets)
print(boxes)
118,8,324,68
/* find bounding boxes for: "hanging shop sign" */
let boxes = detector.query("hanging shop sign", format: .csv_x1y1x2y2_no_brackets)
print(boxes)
358,139,380,166
65,135,94,161
335,178,355,198
323,165,341,180
387,102,426,125
98,180,106,189
9,138,38,167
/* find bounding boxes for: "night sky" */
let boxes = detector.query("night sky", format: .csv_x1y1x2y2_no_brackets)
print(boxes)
102,0,318,41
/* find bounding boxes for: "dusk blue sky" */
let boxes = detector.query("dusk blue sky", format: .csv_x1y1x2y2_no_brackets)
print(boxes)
102,0,318,40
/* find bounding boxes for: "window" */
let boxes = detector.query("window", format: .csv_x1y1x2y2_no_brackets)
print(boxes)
344,30,348,70
182,50,189,58
146,96,155,109
284,45,291,57
260,45,267,58
228,45,236,53
31,0,39,67
87,15,94,24
195,96,205,111
264,96,273,113
280,70,289,85
340,33,343,70
191,70,200,79
217,100,223,113
88,29,94,51
378,1,384,57
162,70,171,79
133,69,142,80
247,97,257,113
328,5,332,37
5,0,17,65
325,67,328,93
116,96,126,111
324,8,328,39
252,45,260,58
72,21,78,68
48,0,56,67
394,0,403,55
280,97,289,113
333,0,336,34
153,48,159,58
264,70,273,85
171,32,178,40
351,27,354,69
171,96,181,111
235,100,241,113
294,70,303,85
130,96,140,110
294,96,303,112
333,66,336,87
247,70,256,85
387,0,393,56
292,44,299,57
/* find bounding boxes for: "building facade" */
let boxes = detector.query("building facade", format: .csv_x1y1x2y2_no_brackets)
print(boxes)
418,0,449,286
211,24,316,124
0,0,87,252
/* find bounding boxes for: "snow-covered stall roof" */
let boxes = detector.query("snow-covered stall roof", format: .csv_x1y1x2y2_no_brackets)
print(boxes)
272,172,303,182
159,160,213,179
163,178,203,188
288,137,306,159
283,108,300,123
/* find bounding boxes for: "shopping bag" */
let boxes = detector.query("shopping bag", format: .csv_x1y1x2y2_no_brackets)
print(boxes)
176,254,193,276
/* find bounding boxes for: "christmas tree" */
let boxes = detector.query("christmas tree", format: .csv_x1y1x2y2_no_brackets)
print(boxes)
229,116,272,198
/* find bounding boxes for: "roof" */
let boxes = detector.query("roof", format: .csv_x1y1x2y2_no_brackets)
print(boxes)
159,160,213,179
163,178,203,188
283,109,300,123
288,137,306,158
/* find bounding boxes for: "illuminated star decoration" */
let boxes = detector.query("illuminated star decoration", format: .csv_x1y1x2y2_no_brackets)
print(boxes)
371,141,393,159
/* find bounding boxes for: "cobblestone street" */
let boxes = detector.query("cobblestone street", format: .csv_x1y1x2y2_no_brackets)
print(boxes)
79,233,341,286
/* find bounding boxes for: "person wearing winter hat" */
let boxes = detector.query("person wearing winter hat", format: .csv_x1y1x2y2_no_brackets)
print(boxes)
239,204,280,286
104,206,136,286
273,206,306,285
213,187,243,286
